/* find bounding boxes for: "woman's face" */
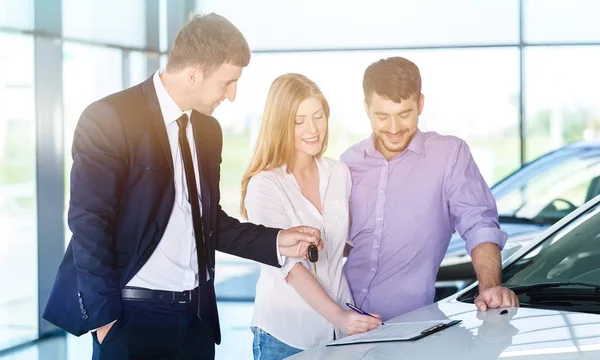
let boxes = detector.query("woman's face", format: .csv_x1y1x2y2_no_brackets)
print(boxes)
294,97,327,157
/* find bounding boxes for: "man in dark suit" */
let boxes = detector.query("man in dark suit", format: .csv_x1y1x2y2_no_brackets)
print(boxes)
43,13,322,359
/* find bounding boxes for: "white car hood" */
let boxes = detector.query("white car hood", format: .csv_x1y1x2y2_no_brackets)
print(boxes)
289,297,600,360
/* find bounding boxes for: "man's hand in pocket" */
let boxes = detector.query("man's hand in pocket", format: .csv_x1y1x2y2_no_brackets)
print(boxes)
96,322,115,344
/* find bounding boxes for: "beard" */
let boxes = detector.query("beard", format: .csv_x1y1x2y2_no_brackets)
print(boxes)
376,129,414,155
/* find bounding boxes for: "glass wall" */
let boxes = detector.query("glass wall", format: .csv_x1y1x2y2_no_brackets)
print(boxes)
525,46,600,161
62,43,124,244
0,32,38,350
199,0,600,301
62,0,147,48
196,0,520,50
524,0,600,43
217,48,520,187
0,0,33,30
2,0,600,352
0,0,168,353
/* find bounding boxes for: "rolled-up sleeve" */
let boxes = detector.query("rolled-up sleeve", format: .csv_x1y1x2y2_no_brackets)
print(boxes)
446,140,508,256
245,174,309,278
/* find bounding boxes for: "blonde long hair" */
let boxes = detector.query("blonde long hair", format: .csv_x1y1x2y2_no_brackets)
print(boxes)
240,73,330,219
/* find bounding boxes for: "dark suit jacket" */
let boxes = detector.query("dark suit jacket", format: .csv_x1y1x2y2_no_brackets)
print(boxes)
42,76,280,344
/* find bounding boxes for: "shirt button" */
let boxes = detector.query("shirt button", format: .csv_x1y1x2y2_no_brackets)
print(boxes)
377,217,382,222
362,289,367,293
371,268,376,271
374,244,379,248
380,189,384,194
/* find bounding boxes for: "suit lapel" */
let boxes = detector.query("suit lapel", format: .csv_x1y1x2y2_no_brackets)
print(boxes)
143,76,174,174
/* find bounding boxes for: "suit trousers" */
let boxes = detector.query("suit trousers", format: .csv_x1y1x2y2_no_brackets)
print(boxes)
91,290,214,360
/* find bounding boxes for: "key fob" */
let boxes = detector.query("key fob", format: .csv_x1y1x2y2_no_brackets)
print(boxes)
308,245,318,263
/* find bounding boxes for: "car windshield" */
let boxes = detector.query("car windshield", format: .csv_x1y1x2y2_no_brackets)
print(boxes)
493,146,600,224
459,200,600,314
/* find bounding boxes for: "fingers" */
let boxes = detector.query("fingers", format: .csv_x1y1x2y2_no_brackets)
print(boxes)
293,226,321,242
296,240,310,259
490,292,503,308
315,238,324,251
347,318,381,334
369,313,382,319
501,288,512,307
477,287,520,312
292,232,319,250
279,230,315,259
511,291,519,308
353,314,382,327
475,296,488,312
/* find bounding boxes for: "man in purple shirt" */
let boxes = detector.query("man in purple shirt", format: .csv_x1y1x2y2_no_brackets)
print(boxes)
342,57,519,321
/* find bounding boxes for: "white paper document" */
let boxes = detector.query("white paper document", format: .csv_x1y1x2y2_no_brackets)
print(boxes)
326,320,461,347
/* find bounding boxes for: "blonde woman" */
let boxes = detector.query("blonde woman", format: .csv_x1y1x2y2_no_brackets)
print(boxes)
241,74,382,359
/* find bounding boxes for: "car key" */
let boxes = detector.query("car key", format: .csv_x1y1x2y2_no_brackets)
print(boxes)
308,244,318,277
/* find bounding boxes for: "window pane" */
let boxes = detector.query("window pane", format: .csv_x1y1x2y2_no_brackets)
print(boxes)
159,0,168,52
63,43,123,245
0,0,33,30
196,0,519,50
525,0,600,43
0,32,37,350
503,203,600,291
63,0,146,47
128,51,150,87
213,48,520,300
496,150,600,222
525,46,600,161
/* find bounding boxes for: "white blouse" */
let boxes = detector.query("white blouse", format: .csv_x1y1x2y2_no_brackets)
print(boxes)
245,156,354,350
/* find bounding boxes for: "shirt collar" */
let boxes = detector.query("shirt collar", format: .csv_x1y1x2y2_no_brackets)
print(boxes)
363,128,425,158
407,129,425,155
153,69,192,126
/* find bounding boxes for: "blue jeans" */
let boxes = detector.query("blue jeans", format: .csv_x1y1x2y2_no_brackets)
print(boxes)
252,327,303,360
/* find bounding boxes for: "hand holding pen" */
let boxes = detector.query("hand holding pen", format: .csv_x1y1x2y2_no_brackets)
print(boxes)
346,303,385,325
334,305,383,335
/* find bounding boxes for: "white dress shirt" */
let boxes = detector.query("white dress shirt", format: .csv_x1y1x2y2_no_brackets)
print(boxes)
127,70,204,291
245,157,354,350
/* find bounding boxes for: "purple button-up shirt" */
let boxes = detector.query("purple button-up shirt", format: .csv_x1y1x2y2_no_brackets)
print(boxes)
341,129,507,321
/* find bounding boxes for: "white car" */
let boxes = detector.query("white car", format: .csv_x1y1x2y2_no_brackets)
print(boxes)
290,193,600,359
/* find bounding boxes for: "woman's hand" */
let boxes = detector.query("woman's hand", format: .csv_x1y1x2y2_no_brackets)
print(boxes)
333,309,382,335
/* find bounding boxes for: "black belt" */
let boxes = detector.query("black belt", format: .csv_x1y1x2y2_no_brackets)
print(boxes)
121,287,196,304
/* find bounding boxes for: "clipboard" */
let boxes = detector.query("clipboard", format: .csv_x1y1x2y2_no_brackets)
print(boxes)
326,319,462,347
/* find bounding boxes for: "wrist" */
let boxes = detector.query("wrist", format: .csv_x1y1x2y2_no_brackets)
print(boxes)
479,281,500,292
329,307,345,327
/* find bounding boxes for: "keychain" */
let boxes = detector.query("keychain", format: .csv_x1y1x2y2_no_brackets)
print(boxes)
308,244,318,276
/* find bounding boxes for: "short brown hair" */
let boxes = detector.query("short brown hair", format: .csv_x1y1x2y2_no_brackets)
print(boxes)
363,57,422,103
166,13,250,75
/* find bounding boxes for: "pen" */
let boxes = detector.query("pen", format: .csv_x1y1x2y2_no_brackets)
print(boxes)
345,303,384,325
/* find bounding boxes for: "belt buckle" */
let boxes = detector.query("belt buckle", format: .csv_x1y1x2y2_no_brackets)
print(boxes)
157,291,176,304
179,290,192,304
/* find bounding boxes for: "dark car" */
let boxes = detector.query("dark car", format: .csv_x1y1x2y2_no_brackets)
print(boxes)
436,140,600,293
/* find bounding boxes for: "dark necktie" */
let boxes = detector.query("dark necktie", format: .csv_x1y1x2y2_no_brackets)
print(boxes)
176,113,207,319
